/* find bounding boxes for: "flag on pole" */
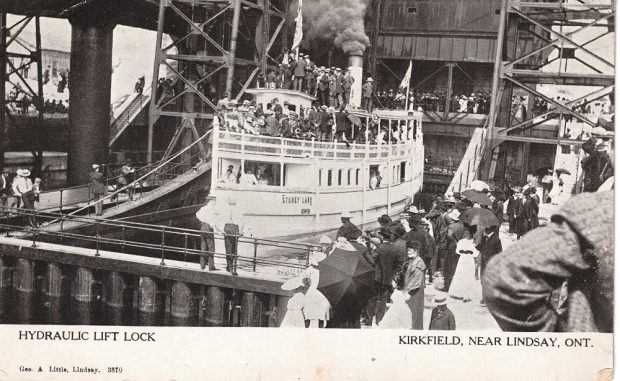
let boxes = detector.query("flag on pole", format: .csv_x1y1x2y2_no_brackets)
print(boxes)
291,0,303,52
399,60,412,91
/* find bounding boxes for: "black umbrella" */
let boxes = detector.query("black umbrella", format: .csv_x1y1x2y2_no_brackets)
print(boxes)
318,242,375,307
459,207,500,227
461,189,492,206
555,168,571,176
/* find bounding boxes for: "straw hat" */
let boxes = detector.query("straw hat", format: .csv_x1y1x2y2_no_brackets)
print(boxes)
341,211,353,219
20,169,31,177
92,164,100,169
319,235,333,245
366,77,374,82
434,292,448,306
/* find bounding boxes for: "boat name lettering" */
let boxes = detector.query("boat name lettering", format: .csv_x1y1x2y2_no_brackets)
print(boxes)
281,195,313,205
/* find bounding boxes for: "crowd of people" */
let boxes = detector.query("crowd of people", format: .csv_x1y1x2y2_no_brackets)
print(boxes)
253,50,375,111
375,89,491,114
0,168,42,226
212,95,419,145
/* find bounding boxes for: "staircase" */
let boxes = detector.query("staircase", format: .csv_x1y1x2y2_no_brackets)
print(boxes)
554,145,584,195
109,87,152,146
445,128,487,195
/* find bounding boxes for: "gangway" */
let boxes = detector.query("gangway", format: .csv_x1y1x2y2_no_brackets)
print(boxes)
7,130,212,236
445,127,487,194
109,86,153,147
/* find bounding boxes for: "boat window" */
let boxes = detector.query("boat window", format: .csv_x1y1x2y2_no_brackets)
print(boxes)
356,169,360,185
327,170,332,186
347,169,351,186
338,170,342,186
369,165,380,189
238,160,280,186
400,161,406,182
318,169,322,186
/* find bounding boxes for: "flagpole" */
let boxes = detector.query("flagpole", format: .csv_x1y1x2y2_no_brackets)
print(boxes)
405,61,411,111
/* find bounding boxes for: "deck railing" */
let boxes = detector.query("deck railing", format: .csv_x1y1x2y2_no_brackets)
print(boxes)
0,207,318,275
216,129,417,160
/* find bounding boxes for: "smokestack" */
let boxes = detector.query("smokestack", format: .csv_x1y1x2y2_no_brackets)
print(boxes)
348,54,363,109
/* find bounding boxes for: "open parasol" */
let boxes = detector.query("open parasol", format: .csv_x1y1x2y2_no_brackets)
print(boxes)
555,168,571,176
459,207,500,227
317,241,375,307
461,189,492,206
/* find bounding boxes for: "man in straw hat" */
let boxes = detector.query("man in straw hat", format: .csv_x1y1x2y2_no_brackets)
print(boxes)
429,292,455,330
12,168,35,226
216,195,245,275
196,195,219,271
89,164,106,216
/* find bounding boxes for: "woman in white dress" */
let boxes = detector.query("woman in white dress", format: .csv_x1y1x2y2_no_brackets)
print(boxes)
374,283,412,329
279,277,307,328
448,228,482,303
302,251,331,328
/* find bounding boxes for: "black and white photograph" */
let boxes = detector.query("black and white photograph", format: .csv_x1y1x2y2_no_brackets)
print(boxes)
0,0,615,379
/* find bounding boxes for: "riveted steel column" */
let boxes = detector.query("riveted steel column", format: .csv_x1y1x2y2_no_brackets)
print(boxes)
203,286,226,326
171,281,195,326
43,263,65,324
138,276,164,325
106,271,132,325
0,255,12,320
72,267,95,324
13,258,35,323
240,291,266,327
67,21,114,185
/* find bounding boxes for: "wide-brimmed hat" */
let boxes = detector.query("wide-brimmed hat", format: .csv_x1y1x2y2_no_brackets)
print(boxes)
408,206,419,213
319,235,332,245
434,292,448,306
281,276,304,291
369,237,382,246
341,211,353,219
327,106,336,113
92,164,100,169
20,169,31,177
264,109,274,115
366,77,374,82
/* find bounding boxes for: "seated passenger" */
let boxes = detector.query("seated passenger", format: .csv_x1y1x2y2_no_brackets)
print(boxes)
240,168,258,185
220,165,238,184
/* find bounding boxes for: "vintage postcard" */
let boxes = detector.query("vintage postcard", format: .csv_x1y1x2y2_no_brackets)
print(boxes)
0,0,614,379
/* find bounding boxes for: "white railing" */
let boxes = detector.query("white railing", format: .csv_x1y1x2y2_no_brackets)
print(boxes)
215,129,416,161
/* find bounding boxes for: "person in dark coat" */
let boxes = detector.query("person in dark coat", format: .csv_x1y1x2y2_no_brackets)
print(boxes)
506,191,519,235
525,188,539,232
477,225,502,305
429,293,456,330
89,164,106,216
318,70,330,106
482,191,613,332
361,78,374,111
389,223,408,275
490,194,504,225
400,239,426,329
365,231,395,324
318,105,331,141
514,192,528,239
335,211,362,241
334,107,350,141
293,56,306,91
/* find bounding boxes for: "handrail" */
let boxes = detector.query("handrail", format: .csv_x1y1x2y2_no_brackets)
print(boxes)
44,129,212,224
109,86,152,146
0,206,317,275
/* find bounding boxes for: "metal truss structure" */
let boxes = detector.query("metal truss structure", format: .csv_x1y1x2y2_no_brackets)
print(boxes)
146,0,287,163
483,0,615,179
0,14,45,173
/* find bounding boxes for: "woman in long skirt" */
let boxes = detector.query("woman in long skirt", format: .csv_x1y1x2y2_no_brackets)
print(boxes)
448,228,482,303
279,277,306,328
